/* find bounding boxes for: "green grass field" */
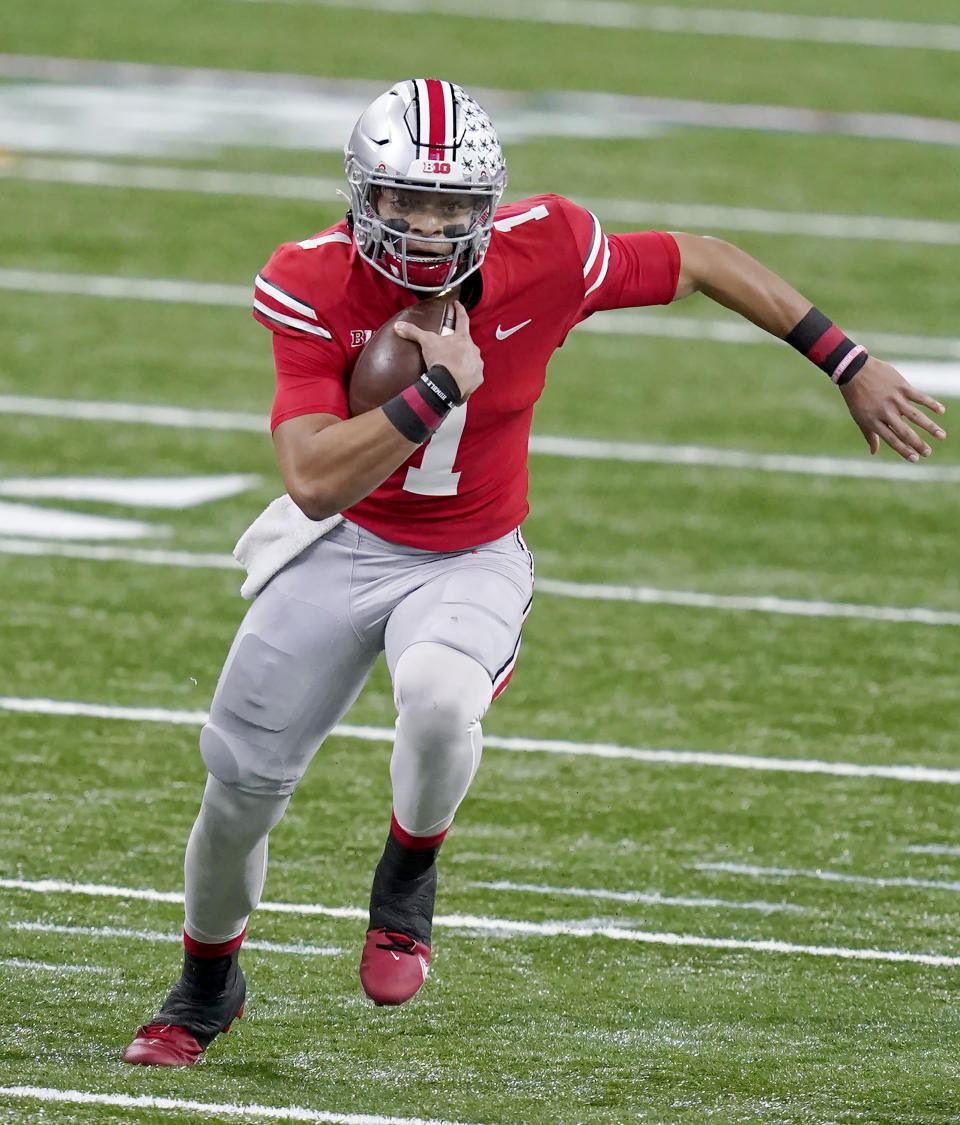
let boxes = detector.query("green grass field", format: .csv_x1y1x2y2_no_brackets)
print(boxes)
2,2,960,1122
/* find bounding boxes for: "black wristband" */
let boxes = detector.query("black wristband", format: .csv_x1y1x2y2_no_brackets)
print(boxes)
381,392,432,444
785,306,868,386
419,364,463,408
381,365,462,444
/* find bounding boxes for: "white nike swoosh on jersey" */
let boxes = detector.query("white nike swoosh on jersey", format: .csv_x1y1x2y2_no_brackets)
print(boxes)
495,319,532,340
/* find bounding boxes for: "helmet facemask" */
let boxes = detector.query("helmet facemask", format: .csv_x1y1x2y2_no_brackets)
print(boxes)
344,79,507,294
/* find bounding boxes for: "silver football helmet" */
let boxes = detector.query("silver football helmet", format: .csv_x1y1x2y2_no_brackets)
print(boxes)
344,78,507,293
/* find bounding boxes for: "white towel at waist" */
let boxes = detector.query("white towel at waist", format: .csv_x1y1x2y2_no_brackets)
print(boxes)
233,494,343,599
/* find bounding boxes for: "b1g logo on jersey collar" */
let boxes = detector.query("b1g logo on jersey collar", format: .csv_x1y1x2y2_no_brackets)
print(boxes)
350,329,373,347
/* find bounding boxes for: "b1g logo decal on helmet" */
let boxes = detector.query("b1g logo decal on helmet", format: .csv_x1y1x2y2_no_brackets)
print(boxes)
343,78,507,294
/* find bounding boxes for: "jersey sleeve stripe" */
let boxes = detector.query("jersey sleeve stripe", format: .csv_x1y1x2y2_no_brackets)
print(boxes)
297,232,352,250
253,299,333,340
255,273,317,319
584,233,611,298
581,211,604,277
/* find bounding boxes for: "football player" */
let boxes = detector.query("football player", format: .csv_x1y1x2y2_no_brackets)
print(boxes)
123,78,946,1065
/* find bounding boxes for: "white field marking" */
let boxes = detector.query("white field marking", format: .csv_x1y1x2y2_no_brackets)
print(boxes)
0,1088,489,1125
895,360,960,398
8,539,960,627
0,537,239,569
220,0,960,53
4,268,960,365
0,267,249,306
0,501,167,542
697,862,960,893
469,880,805,914
528,439,960,482
5,392,960,480
573,310,960,362
0,473,260,509
7,156,960,250
2,59,960,150
534,578,960,626
2,540,960,625
432,913,960,966
0,394,265,431
0,957,112,975
905,844,960,856
1,876,957,967
8,921,341,957
3,698,960,785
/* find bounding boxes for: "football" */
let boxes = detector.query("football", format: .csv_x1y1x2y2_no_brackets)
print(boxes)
348,297,456,416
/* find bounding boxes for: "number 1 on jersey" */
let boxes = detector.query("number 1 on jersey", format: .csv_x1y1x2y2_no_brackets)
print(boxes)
402,316,468,497
403,402,467,496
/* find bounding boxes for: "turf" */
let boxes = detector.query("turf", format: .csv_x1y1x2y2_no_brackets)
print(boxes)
2,3,960,1123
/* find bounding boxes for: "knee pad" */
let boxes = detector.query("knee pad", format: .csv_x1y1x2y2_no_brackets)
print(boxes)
200,632,326,797
393,642,493,750
199,721,302,797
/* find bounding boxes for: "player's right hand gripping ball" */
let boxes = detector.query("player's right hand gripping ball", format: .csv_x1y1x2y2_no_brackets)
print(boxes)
348,298,454,416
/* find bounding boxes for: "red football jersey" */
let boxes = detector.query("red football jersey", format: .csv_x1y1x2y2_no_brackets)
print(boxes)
253,194,680,550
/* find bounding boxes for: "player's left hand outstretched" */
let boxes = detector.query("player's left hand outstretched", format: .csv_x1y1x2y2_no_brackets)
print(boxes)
841,356,946,461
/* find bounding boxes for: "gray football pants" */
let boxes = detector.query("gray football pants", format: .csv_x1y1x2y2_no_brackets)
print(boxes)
183,518,534,944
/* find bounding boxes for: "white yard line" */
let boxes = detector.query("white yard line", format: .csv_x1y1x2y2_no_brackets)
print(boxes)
2,57,959,149
0,537,240,570
535,578,960,625
3,541,959,626
8,921,341,956
0,958,112,975
904,844,960,856
0,1087,487,1125
0,473,260,509
0,393,265,431
2,697,959,784
218,0,960,52
469,880,804,914
4,393,960,478
574,311,960,361
0,876,955,967
528,437,960,481
5,156,960,247
2,269,960,362
0,267,250,306
697,862,960,893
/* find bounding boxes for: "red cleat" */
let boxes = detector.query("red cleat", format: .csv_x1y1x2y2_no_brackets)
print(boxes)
360,929,431,1006
122,1024,204,1067
122,1004,244,1066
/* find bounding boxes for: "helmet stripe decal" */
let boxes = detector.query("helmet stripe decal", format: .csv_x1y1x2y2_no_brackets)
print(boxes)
417,78,453,160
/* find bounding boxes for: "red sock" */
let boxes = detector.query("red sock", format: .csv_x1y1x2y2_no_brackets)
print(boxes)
183,928,246,958
390,811,447,852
